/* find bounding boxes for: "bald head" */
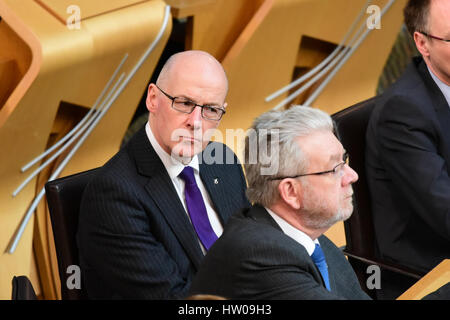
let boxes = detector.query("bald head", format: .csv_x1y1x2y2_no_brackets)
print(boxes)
156,50,228,96
146,50,229,160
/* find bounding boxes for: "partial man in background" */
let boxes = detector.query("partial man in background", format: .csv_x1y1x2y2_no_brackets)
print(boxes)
77,50,250,299
366,0,450,299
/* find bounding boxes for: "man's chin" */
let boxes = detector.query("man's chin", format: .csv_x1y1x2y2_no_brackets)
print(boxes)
339,206,353,222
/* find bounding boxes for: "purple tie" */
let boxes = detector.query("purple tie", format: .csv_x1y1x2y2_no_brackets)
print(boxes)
179,166,218,250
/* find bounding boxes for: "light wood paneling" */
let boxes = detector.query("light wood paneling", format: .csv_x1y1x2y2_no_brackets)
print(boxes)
174,0,266,61
166,0,216,19
0,0,171,299
397,260,450,300
35,0,148,22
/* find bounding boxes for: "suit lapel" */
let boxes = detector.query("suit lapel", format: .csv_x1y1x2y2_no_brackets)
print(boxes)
318,235,336,291
130,127,204,269
198,141,248,224
245,205,283,231
417,58,450,166
198,161,230,225
432,102,450,167
248,205,329,289
144,175,204,269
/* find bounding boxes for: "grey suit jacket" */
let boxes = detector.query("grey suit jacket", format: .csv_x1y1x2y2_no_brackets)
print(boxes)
189,205,371,300
77,126,250,299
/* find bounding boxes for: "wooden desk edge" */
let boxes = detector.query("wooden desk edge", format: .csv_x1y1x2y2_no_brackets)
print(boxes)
397,259,450,300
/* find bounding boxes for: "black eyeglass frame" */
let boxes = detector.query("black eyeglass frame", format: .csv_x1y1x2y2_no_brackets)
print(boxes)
155,84,226,121
418,30,450,43
268,153,349,181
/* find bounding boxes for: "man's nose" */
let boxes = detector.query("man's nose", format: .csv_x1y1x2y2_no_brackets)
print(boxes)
186,106,203,129
342,164,358,186
189,106,203,121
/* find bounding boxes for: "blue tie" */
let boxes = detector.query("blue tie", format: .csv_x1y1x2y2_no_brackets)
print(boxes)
179,166,218,250
311,243,331,291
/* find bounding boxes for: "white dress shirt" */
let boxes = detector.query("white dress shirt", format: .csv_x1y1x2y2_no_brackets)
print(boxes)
146,122,223,254
266,207,319,256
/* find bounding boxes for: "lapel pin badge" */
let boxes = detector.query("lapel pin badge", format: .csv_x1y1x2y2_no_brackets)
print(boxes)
214,178,219,185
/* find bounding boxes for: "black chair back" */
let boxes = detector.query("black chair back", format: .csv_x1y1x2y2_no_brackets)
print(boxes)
332,96,378,258
332,97,423,298
12,275,37,300
45,168,99,300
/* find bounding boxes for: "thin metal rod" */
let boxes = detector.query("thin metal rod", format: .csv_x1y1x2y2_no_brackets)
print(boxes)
272,11,369,110
7,75,126,254
20,54,129,173
12,73,126,197
7,4,171,254
272,48,349,110
265,0,372,102
303,0,396,106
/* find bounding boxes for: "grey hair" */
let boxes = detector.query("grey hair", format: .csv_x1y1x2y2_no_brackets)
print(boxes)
244,106,334,207
404,0,431,37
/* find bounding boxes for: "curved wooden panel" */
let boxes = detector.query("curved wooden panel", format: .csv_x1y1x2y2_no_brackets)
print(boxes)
220,0,407,134
168,0,266,61
0,0,171,299
35,0,148,22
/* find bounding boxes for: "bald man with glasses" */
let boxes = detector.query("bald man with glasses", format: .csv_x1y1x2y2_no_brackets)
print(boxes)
77,50,249,299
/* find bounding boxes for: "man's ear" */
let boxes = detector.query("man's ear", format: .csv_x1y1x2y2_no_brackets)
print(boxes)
414,31,430,58
277,179,302,210
146,83,158,113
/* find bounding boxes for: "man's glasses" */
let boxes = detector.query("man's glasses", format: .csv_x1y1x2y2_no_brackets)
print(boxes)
155,84,226,121
269,153,349,180
418,31,450,43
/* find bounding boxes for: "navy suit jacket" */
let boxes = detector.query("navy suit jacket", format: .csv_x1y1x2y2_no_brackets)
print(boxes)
189,205,371,300
77,126,249,299
366,57,450,273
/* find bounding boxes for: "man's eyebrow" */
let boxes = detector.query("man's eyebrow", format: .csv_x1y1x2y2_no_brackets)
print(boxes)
175,94,195,101
329,150,346,163
176,95,222,106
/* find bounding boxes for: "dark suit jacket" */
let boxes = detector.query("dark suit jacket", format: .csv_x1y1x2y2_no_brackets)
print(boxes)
189,205,371,300
366,57,450,274
77,126,249,299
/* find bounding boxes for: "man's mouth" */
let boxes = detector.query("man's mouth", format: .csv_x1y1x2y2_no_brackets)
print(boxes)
181,136,202,143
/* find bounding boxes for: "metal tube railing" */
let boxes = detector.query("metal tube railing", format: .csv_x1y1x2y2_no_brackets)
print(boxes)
19,54,129,173
7,5,171,253
265,0,372,103
13,71,126,197
303,0,395,106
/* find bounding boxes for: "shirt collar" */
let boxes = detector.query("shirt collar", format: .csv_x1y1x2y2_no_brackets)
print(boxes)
145,122,199,179
266,207,319,256
427,65,450,108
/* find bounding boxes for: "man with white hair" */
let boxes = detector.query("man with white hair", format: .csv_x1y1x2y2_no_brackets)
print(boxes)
189,106,371,299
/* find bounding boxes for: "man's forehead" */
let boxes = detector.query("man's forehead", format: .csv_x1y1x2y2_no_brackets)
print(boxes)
298,131,344,162
429,0,450,32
